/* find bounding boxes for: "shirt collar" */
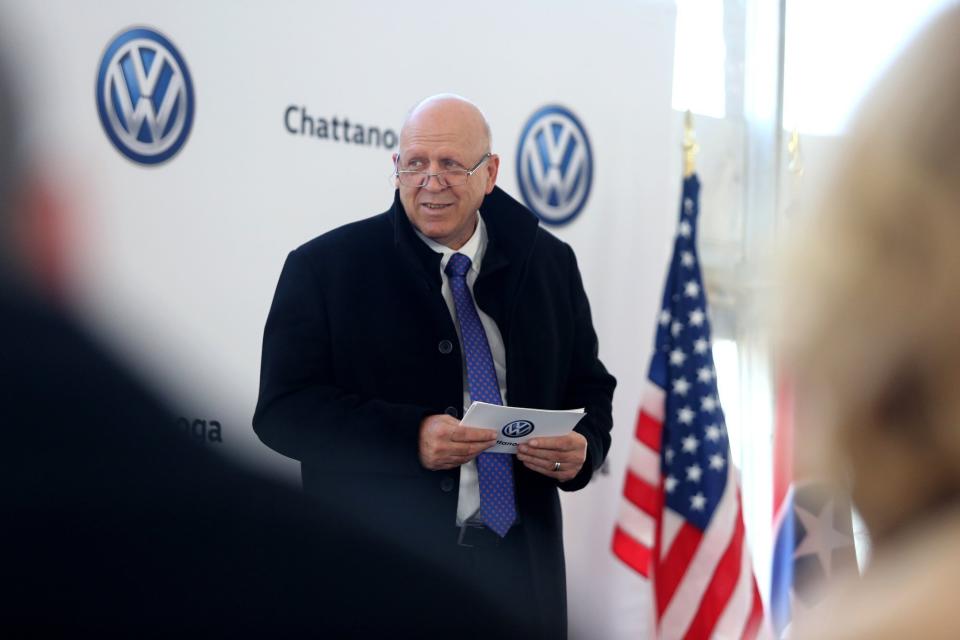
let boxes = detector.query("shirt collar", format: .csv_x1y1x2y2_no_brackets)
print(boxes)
413,212,488,275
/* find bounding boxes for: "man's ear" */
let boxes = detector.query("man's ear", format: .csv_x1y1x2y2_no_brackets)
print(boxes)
484,154,500,194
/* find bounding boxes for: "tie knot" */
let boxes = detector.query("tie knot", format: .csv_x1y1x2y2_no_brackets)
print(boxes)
445,252,472,278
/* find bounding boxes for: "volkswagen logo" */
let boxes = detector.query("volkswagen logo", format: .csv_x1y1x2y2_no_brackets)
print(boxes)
516,105,593,226
502,420,535,439
96,27,195,165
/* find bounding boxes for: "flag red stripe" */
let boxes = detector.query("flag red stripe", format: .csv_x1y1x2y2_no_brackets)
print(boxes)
682,510,746,640
741,581,764,640
655,522,702,617
612,526,652,577
635,410,662,451
624,471,659,517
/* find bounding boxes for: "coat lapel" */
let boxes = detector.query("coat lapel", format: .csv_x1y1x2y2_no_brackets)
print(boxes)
388,190,443,293
387,185,540,348
475,187,540,347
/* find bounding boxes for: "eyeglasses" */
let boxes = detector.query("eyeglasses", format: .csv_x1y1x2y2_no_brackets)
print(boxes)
394,153,491,188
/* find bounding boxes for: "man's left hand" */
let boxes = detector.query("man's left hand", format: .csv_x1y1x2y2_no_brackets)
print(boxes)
517,432,588,482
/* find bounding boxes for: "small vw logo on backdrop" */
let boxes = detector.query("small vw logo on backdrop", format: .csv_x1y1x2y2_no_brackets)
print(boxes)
516,105,593,226
502,420,535,439
96,27,195,165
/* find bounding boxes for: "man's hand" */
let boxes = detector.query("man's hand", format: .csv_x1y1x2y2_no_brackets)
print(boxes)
517,432,588,482
418,414,497,470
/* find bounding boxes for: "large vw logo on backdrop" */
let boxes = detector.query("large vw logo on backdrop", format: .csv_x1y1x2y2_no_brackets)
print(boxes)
96,27,195,165
516,105,593,226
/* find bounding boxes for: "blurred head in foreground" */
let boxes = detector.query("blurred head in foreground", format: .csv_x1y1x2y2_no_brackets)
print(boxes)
784,4,960,637
0,46,26,282
0,44,67,298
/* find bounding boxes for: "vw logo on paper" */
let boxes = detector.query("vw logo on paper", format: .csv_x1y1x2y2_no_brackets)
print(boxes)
502,420,535,439
96,27,195,165
516,105,593,226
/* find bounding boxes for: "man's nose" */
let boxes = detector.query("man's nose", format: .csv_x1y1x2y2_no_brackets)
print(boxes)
422,173,447,191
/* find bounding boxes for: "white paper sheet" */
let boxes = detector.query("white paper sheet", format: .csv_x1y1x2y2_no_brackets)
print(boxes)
460,401,586,455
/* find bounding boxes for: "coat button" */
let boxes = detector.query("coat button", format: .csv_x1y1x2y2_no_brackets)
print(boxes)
440,477,455,492
438,339,453,354
444,406,459,418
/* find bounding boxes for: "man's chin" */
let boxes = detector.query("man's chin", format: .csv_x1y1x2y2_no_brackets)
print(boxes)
421,225,453,242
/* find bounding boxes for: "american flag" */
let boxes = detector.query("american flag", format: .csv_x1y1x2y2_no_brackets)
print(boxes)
612,175,766,639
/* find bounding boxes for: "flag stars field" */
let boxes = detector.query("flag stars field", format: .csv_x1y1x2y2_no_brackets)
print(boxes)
673,377,691,396
690,493,707,511
665,475,679,493
701,395,718,412
686,464,703,482
705,424,722,442
682,435,700,453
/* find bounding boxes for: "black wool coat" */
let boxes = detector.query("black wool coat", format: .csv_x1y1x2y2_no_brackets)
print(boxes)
254,186,616,638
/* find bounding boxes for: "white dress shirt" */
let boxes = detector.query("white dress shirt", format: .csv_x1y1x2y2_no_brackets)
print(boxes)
413,213,508,525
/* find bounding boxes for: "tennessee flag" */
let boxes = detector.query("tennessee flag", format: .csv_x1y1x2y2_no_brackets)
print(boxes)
770,378,858,637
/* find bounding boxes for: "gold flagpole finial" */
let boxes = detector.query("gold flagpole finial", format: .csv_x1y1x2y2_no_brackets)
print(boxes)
683,110,699,178
788,128,804,178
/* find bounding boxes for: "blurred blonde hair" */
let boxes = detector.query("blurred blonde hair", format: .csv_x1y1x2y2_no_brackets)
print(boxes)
782,4,960,542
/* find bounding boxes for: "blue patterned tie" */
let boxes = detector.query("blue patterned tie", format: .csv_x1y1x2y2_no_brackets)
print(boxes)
445,252,517,537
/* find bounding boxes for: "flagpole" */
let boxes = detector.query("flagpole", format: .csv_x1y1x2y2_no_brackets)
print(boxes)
683,110,699,178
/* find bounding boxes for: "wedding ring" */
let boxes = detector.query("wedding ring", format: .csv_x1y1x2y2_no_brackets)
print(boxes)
553,461,561,472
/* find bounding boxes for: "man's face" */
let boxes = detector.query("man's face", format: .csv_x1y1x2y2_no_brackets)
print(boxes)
394,100,499,250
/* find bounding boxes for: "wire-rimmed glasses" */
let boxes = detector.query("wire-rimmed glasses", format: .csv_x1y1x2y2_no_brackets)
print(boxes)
394,153,491,188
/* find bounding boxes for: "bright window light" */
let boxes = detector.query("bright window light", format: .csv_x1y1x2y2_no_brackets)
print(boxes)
712,338,740,461
672,0,727,118
783,0,952,135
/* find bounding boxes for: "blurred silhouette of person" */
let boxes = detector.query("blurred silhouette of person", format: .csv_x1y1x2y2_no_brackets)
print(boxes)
0,37,486,638
781,5,960,638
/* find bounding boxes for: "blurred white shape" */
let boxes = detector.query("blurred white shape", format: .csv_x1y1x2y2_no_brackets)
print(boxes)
712,338,740,460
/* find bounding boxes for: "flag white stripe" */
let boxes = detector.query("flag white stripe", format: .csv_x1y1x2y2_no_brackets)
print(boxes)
660,509,684,560
628,441,660,485
641,381,666,421
659,462,739,639
618,499,656,547
755,614,775,640
712,514,755,639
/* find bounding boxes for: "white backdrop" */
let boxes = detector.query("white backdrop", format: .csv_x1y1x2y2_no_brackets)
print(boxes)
2,1,679,637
